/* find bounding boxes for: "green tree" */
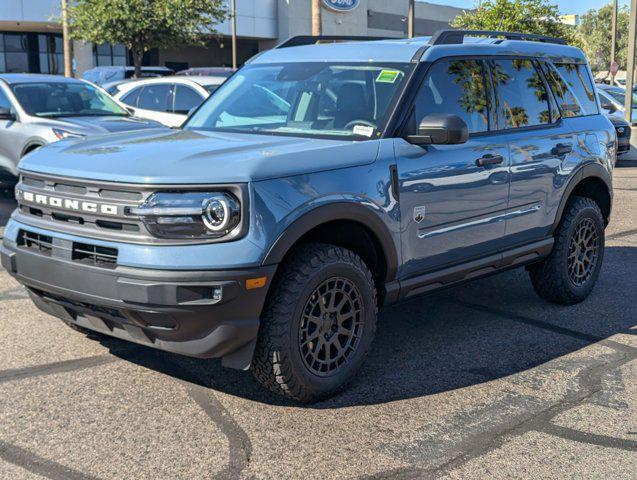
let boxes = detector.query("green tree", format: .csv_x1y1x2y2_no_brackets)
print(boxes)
67,0,227,77
452,0,576,44
577,3,630,74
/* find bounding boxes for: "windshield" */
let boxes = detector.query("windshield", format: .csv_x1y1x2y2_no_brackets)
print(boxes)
604,88,637,106
185,62,412,139
11,81,128,118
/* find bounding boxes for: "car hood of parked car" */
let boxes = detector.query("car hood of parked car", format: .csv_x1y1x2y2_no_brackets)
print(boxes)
18,128,380,184
41,115,165,134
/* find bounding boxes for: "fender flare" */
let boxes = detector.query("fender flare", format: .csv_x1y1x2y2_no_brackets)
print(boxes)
262,202,400,282
551,162,613,232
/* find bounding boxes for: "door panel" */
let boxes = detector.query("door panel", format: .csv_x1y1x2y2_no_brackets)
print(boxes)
487,58,577,246
396,138,510,278
503,127,576,245
396,58,511,278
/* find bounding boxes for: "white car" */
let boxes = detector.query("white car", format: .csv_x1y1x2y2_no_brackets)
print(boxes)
114,76,226,127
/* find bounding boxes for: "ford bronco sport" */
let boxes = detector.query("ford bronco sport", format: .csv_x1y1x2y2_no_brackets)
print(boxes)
2,31,615,402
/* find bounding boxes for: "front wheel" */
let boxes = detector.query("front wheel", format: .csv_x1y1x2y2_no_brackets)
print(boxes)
251,244,378,403
529,196,605,305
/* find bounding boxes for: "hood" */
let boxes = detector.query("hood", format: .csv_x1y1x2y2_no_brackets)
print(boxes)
19,128,380,184
42,115,164,134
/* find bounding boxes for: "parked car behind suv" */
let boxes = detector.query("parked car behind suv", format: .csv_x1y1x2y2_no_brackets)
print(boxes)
0,74,164,186
2,31,615,402
114,76,226,127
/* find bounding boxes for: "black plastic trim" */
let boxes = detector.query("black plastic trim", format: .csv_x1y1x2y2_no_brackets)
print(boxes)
398,238,554,300
276,35,389,49
262,202,400,282
429,29,566,46
551,162,613,231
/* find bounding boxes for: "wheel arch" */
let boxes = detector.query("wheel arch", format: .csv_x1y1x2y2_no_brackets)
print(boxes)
552,163,612,232
262,202,400,285
21,141,45,158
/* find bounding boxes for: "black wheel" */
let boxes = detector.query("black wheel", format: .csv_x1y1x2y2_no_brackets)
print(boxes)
251,244,377,403
529,196,605,305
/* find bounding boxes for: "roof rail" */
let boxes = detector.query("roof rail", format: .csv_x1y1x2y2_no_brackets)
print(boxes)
276,35,389,49
429,29,566,46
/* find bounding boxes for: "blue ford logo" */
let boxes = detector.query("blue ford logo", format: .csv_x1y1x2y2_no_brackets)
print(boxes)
322,0,360,12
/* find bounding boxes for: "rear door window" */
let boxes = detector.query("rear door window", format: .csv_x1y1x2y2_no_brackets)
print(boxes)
120,87,141,107
0,88,11,110
554,63,599,115
414,59,490,134
489,59,551,130
137,84,172,112
173,85,204,114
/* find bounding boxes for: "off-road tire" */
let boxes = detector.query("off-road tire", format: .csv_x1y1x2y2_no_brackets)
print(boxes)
529,196,605,305
252,243,378,403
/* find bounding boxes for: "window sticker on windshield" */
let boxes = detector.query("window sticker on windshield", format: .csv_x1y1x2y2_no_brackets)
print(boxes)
376,70,401,84
353,125,374,137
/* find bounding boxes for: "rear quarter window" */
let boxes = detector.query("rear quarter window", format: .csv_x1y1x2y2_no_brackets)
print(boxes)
553,63,599,116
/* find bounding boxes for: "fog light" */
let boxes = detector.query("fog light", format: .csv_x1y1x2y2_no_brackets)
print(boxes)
212,286,223,303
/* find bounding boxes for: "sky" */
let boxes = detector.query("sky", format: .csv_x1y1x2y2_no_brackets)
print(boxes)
430,0,630,15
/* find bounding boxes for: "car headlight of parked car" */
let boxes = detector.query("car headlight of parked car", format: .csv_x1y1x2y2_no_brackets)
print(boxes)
52,128,86,140
128,192,241,239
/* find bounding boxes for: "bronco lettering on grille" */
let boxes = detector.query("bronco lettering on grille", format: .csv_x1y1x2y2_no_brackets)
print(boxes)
20,190,120,216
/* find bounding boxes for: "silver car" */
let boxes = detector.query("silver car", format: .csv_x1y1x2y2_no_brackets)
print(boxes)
0,74,164,185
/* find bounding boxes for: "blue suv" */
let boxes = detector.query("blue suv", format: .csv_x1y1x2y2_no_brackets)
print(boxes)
1,31,615,402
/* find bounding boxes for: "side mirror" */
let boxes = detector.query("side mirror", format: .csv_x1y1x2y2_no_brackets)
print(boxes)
407,113,469,145
0,107,16,121
602,102,617,113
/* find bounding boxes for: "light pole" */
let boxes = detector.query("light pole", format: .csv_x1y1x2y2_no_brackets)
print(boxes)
611,0,618,82
231,0,237,69
408,0,415,38
626,0,637,122
61,0,72,77
312,0,322,36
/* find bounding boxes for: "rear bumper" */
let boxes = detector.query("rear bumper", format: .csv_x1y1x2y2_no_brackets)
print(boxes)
1,241,276,369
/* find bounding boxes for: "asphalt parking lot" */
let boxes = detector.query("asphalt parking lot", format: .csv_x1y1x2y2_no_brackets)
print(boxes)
0,165,635,480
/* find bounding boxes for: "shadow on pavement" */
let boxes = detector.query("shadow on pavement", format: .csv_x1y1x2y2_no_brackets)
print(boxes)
97,244,637,408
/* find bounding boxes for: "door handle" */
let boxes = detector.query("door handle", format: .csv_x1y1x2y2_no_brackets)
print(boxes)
475,154,504,167
552,143,573,156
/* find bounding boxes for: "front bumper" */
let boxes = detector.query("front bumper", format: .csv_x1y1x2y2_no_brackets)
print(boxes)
617,135,630,155
1,239,276,369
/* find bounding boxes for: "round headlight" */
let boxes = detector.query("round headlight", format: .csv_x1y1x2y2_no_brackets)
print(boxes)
202,197,230,231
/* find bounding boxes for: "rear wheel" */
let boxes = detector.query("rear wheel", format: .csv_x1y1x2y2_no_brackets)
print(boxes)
251,244,377,403
529,196,605,305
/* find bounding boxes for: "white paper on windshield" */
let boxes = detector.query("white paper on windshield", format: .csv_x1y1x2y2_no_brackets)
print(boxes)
353,125,374,137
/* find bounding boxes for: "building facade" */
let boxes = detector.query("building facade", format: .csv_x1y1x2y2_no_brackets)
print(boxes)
0,0,465,77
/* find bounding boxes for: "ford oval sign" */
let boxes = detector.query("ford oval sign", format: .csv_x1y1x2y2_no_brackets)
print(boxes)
322,0,360,12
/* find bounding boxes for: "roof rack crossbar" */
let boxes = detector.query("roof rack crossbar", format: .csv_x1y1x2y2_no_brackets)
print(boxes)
276,35,389,49
429,29,566,46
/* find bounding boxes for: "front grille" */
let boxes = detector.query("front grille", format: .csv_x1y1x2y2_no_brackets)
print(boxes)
72,242,118,269
18,231,54,256
15,173,151,243
18,229,119,269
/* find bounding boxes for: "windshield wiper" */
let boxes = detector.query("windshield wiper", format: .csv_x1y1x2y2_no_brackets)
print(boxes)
36,112,129,118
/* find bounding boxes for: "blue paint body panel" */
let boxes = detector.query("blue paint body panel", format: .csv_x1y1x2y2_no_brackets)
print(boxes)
3,35,615,327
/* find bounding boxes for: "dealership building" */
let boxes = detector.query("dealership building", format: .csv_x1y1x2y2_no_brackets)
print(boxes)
0,0,465,76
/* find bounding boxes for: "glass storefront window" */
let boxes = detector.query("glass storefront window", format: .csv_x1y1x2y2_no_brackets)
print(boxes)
0,32,65,74
94,44,128,67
